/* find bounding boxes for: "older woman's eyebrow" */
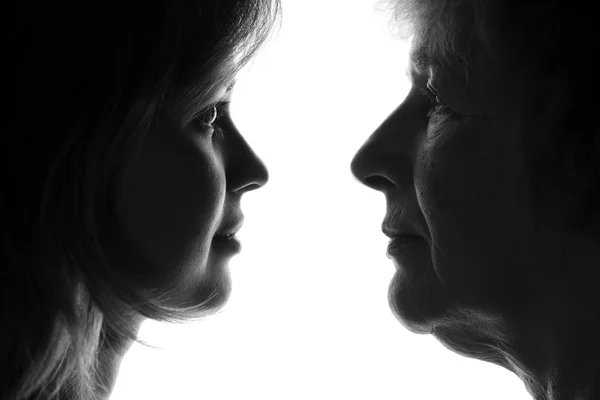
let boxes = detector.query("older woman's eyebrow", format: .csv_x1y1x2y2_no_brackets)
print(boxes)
409,46,442,71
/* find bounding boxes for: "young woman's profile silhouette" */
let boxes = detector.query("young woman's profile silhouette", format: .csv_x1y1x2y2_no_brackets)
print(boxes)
2,1,280,399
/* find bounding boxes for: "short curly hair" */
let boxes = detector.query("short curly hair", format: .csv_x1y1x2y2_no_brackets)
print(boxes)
382,0,600,231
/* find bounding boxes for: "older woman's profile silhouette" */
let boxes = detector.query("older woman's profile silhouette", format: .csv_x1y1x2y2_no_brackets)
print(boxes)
1,1,279,399
352,0,600,399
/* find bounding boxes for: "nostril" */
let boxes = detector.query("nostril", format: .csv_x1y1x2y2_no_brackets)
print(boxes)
364,175,394,191
245,182,263,192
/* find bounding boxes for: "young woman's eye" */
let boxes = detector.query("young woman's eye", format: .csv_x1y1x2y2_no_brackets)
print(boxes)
193,105,218,128
204,106,218,125
191,102,230,139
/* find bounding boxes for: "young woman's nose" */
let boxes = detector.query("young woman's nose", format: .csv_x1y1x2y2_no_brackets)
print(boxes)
226,131,269,194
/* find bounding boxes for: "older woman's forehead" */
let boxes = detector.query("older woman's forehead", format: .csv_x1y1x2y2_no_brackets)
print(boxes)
408,41,528,117
409,45,440,72
408,43,466,84
408,39,466,80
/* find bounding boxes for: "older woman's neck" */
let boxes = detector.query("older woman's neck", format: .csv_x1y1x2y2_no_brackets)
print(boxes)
516,316,600,400
95,317,143,399
538,362,599,400
520,243,600,400
548,330,600,400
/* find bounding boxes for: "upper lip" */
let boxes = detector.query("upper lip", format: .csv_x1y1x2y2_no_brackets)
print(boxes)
381,222,422,239
382,226,421,239
216,213,244,237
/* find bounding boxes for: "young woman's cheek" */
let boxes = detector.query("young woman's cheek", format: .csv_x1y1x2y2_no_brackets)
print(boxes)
114,121,227,288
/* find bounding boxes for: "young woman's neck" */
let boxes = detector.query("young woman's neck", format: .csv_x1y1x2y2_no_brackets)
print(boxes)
94,317,143,399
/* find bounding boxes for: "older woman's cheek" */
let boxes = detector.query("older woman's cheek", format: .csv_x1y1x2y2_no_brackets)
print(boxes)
414,144,474,299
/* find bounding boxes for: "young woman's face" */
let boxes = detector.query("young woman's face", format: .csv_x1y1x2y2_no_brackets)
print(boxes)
115,83,268,310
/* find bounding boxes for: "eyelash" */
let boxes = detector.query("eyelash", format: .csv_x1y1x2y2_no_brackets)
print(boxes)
421,87,459,120
192,101,231,140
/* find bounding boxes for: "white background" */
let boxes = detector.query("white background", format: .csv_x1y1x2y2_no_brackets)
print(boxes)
111,0,532,398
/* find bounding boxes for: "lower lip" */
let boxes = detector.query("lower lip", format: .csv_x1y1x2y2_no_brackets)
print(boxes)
213,235,241,255
386,236,424,257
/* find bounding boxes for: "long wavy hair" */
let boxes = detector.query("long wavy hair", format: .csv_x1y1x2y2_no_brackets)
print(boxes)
1,1,280,399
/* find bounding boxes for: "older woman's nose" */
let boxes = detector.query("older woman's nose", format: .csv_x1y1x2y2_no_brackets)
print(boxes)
351,142,395,192
351,114,414,194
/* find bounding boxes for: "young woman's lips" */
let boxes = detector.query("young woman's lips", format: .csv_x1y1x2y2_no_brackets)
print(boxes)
213,234,241,255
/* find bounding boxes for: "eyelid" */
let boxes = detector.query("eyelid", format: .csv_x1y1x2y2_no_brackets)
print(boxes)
213,101,231,124
420,85,463,123
427,79,479,117
421,85,443,107
426,83,467,115
217,100,231,113
189,101,223,133
426,83,442,102
207,106,218,124
202,100,231,122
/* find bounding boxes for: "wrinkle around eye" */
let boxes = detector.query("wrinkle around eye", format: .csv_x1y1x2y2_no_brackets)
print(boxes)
425,65,484,116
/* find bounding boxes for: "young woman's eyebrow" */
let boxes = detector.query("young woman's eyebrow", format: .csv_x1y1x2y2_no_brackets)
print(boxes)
226,79,237,93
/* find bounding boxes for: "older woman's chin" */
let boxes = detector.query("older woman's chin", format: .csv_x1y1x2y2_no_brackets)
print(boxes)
388,271,451,334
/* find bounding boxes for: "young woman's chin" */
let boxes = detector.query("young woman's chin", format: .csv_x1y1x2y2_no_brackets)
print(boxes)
165,266,233,314
179,235,242,310
189,273,233,313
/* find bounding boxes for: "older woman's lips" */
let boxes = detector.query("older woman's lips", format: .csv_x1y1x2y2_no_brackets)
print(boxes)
386,235,424,260
388,235,422,248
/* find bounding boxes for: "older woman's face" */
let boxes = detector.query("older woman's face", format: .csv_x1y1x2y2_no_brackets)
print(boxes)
351,37,574,337
115,83,268,310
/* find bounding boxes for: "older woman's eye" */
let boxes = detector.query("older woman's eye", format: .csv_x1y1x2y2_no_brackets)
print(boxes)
421,87,460,120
